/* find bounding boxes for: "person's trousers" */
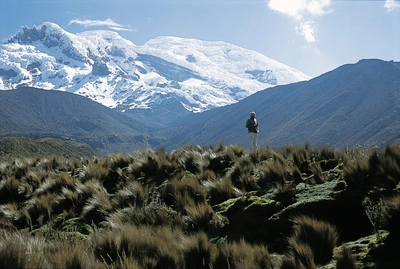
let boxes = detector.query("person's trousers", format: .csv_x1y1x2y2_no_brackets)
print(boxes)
248,132,258,152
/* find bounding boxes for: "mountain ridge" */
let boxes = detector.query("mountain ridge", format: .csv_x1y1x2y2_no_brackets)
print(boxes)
0,22,310,120
1,59,399,154
0,87,154,155
156,59,400,150
1,24,399,153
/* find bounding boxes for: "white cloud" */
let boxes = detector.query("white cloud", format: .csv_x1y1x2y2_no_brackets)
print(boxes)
296,21,317,42
268,0,331,19
68,19,132,31
267,0,331,43
109,26,134,32
384,0,400,12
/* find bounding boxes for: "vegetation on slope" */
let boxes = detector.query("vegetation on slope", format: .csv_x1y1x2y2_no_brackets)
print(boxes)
0,143,399,268
0,137,98,160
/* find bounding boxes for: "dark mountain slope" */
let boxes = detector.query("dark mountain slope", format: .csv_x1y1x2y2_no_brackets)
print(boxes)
160,59,400,150
1,59,399,154
0,87,155,154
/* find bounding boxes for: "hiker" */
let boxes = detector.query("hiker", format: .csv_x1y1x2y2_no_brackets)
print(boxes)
246,111,259,152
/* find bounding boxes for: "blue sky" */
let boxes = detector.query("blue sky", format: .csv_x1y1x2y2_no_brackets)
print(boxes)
0,0,399,77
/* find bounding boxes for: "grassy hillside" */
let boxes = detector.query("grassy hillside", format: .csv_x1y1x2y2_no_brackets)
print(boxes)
0,137,98,159
0,87,154,155
0,143,399,268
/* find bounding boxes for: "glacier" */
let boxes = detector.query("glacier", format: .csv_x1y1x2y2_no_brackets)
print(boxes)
0,22,311,114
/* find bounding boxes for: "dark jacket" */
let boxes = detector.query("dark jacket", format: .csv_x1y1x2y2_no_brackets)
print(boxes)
246,118,259,133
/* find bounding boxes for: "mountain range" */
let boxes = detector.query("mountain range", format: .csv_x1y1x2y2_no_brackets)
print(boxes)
1,59,399,155
162,59,400,150
0,22,310,123
1,22,399,155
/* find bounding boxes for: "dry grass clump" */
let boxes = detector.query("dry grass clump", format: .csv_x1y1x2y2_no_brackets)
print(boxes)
0,177,23,204
228,155,260,191
0,230,51,268
202,176,242,206
180,232,215,269
0,230,105,269
184,203,229,235
80,189,112,226
280,243,316,269
111,180,148,208
91,224,183,268
46,240,106,269
343,158,369,189
78,157,110,184
282,215,338,267
274,182,296,206
275,143,341,186
258,161,288,189
382,194,400,238
127,148,179,186
213,238,274,269
105,198,185,229
159,175,207,211
335,246,356,269
344,145,400,190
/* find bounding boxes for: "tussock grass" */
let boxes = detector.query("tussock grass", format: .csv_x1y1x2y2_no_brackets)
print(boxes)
382,194,400,238
335,246,356,269
159,176,207,211
287,215,338,266
0,143,398,268
0,230,51,268
92,225,183,268
112,180,148,208
274,182,296,206
344,146,400,190
213,238,274,269
280,242,316,269
0,177,23,204
202,176,242,206
106,203,185,229
80,190,112,226
181,232,214,269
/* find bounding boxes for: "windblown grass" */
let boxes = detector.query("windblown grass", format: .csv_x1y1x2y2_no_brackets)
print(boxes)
0,143,398,268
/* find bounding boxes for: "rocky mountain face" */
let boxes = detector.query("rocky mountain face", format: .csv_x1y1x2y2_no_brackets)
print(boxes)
0,22,310,123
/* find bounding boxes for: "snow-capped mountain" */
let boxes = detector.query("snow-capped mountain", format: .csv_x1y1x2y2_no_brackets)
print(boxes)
0,22,311,114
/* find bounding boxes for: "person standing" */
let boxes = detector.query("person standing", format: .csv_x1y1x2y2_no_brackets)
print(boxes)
246,111,259,152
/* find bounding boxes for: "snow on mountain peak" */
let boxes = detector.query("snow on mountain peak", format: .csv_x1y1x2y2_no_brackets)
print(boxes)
0,23,311,114
140,36,308,85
